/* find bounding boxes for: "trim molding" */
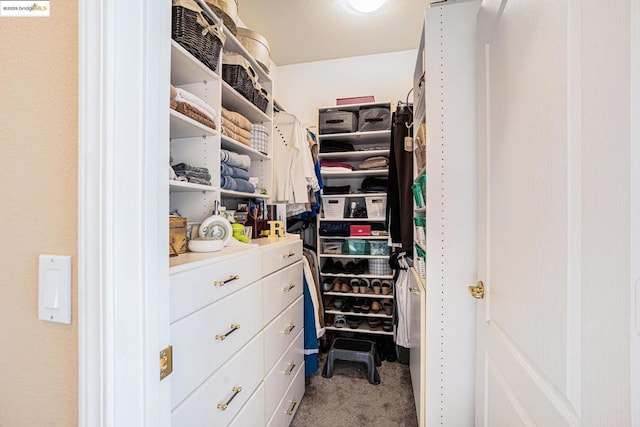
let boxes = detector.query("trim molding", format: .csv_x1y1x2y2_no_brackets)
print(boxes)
78,1,170,425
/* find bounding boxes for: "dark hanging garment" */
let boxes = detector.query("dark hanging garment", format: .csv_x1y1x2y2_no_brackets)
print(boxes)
386,105,414,254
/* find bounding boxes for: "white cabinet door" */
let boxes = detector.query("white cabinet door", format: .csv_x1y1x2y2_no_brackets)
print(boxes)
476,0,634,425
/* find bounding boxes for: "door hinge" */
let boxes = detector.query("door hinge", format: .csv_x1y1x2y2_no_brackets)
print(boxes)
160,345,173,380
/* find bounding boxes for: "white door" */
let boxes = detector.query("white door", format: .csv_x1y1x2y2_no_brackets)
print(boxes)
475,0,635,425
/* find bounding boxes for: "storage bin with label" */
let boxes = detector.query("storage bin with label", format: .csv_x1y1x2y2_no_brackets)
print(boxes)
322,197,346,219
321,240,343,255
358,107,391,132
365,195,386,219
369,240,390,256
319,110,358,134
346,239,368,255
250,124,269,155
222,53,257,103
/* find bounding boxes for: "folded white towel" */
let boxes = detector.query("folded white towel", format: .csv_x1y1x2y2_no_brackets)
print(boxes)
175,87,218,120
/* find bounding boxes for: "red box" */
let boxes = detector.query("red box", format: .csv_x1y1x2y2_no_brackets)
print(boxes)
336,96,375,105
350,225,371,236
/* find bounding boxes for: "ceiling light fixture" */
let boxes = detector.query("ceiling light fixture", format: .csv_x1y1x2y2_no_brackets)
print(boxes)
347,0,386,14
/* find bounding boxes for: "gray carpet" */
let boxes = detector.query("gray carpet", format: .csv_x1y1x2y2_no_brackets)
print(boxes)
291,352,418,427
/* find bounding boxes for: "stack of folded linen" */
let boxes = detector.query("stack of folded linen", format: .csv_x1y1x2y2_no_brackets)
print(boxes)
170,85,218,130
358,156,389,170
171,163,211,186
221,107,253,146
220,149,255,193
320,160,353,173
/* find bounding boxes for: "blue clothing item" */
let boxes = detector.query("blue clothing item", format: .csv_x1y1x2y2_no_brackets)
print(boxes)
303,274,319,377
220,175,256,193
220,162,250,180
220,149,251,170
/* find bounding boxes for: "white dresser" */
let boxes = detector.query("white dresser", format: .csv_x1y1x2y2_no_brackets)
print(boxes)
168,236,305,426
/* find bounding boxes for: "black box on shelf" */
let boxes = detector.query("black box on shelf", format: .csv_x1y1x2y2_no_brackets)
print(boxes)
319,110,358,134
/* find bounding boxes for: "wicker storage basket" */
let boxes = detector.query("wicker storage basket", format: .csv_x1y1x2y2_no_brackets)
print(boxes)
172,0,225,74
222,53,257,103
252,82,269,113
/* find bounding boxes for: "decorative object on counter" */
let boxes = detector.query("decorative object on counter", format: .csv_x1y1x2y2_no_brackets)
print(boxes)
188,238,225,252
171,0,225,74
203,0,238,35
170,216,188,255
231,223,250,243
236,27,271,74
198,201,233,246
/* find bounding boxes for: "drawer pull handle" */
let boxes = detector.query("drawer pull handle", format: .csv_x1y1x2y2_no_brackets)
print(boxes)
285,400,298,416
282,252,295,259
283,283,296,292
213,275,240,287
283,323,296,335
215,324,240,341
217,386,242,411
284,361,296,376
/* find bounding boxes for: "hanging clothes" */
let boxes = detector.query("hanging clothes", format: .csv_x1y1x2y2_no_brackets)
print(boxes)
386,104,414,254
392,252,411,348
273,111,319,205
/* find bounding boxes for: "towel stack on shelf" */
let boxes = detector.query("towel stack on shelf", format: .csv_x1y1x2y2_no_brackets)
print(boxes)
171,163,211,186
220,149,255,193
169,85,217,129
221,107,253,146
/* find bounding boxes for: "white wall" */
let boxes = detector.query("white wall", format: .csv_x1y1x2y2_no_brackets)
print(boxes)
274,50,417,129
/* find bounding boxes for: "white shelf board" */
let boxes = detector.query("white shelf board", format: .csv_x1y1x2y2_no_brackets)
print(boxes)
221,135,270,161
321,169,388,178
318,101,391,112
319,217,386,222
318,149,390,161
325,309,392,319
321,272,394,280
170,110,217,139
320,192,386,198
323,291,394,299
170,40,219,86
222,81,270,123
319,236,389,240
318,254,390,259
325,325,393,336
317,130,391,143
169,181,216,192
220,189,271,199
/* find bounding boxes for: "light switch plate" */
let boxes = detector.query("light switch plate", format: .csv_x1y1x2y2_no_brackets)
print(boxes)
38,255,72,324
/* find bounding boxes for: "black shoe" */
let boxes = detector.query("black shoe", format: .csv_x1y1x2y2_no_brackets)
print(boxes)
321,258,335,274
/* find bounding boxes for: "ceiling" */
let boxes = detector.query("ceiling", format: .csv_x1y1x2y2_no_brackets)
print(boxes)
236,0,434,66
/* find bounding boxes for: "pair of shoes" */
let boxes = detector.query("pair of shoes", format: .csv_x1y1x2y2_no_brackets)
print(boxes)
382,320,393,332
347,317,362,329
340,300,353,312
382,301,393,316
352,299,364,313
371,300,382,313
361,301,371,313
334,314,347,328
372,279,382,295
368,318,381,329
332,278,342,292
350,278,362,293
333,298,344,309
325,314,335,327
381,280,393,295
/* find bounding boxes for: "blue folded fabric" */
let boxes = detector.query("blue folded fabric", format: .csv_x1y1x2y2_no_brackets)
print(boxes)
303,275,319,377
220,149,250,170
220,175,256,193
220,162,250,180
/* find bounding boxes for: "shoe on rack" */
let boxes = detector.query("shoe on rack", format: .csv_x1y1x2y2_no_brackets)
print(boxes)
382,301,393,316
359,278,370,294
340,282,351,293
356,259,367,275
334,314,347,328
332,278,342,292
372,279,382,295
381,280,393,295
345,261,357,274
350,278,361,294
371,300,382,313
321,258,335,274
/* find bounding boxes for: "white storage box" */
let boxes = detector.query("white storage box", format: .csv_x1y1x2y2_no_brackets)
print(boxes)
322,197,345,219
365,195,387,219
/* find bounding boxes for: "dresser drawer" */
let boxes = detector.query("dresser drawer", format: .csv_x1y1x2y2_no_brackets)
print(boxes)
170,281,263,408
170,251,261,323
261,239,303,278
229,382,265,427
263,261,303,325
266,363,305,427
264,330,304,421
172,333,264,427
264,296,303,372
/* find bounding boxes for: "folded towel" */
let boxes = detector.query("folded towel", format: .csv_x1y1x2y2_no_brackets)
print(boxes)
222,125,252,147
175,87,218,121
221,175,255,193
185,176,211,186
221,116,252,140
222,107,253,132
170,85,178,100
174,101,216,130
320,160,353,170
220,149,251,170
221,162,250,180
171,163,209,174
358,156,389,170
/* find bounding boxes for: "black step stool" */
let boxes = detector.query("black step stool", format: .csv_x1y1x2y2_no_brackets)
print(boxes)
322,337,381,385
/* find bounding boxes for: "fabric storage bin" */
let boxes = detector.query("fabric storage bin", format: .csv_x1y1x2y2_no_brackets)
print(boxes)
319,222,350,237
222,53,257,103
369,258,392,276
322,240,343,255
365,195,387,219
369,240,390,256
358,107,391,132
319,110,358,134
322,198,346,219
250,124,269,155
350,224,371,236
172,0,225,74
346,239,368,255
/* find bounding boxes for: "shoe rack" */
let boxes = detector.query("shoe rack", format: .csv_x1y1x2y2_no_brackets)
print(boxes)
316,101,395,336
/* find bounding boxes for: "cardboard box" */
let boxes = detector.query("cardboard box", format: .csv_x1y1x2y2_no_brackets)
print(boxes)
336,96,375,105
